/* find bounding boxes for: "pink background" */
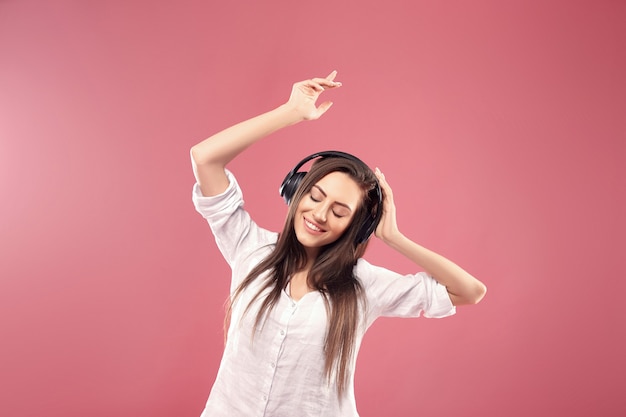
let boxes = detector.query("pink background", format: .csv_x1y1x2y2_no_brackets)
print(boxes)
1,0,624,416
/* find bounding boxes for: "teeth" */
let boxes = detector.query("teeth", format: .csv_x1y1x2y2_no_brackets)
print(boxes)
305,219,321,232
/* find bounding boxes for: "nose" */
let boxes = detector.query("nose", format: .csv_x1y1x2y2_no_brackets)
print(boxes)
311,205,327,223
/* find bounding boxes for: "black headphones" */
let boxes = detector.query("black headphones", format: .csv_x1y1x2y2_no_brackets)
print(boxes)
279,150,383,244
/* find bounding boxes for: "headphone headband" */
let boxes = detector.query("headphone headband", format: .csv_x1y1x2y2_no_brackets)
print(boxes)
279,150,382,244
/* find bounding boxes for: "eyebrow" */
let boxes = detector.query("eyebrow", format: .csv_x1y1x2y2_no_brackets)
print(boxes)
313,185,353,212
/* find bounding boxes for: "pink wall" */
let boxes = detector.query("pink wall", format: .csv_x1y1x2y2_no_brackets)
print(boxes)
1,0,624,416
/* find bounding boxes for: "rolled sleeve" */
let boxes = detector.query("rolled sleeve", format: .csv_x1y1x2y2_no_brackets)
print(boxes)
356,259,455,325
192,170,276,272
192,170,244,227
422,278,456,318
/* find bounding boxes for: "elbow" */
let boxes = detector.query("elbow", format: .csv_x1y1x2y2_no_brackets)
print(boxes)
190,145,204,166
469,282,487,305
452,282,487,306
191,143,224,170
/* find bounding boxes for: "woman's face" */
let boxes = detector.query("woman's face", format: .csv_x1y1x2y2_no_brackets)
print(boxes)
294,171,363,258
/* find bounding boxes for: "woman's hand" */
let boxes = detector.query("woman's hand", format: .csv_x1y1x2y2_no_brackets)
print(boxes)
374,168,402,244
285,71,342,121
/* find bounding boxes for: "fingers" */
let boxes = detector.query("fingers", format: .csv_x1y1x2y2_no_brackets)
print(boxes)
300,79,340,93
375,167,387,186
296,71,341,95
310,79,342,90
375,167,394,200
305,80,327,92
312,70,342,89
374,167,399,241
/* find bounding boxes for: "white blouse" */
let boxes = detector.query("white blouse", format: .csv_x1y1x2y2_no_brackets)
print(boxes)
192,170,455,417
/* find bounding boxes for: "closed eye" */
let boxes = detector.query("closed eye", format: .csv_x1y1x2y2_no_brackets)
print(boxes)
309,194,347,217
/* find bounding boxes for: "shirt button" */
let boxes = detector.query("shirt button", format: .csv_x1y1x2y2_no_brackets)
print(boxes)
263,395,268,401
280,330,285,336
271,362,276,368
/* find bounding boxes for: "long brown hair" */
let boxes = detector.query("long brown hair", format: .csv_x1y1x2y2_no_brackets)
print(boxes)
227,156,381,396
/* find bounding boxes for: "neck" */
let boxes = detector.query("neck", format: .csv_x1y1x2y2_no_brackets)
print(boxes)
303,247,319,267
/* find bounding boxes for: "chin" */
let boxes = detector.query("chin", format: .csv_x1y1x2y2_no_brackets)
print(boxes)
294,232,321,249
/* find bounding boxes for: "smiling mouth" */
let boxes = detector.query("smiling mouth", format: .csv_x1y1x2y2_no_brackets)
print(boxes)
304,218,324,233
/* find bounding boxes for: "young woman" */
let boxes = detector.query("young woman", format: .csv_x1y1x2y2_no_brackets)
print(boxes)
190,71,486,417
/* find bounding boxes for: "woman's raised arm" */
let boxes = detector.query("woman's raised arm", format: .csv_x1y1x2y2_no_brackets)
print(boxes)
190,71,342,197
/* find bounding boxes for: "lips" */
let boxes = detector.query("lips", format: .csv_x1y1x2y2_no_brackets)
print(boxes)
304,217,325,233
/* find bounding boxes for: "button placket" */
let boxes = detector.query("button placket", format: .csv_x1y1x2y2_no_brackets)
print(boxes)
262,296,295,407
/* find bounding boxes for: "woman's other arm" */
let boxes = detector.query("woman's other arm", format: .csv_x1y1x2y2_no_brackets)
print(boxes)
374,168,487,306
190,72,342,197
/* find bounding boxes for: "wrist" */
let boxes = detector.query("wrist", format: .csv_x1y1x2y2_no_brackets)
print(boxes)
381,230,406,248
276,103,306,126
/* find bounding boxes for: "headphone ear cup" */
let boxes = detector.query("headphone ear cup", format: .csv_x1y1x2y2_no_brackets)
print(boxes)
355,184,383,244
356,221,372,245
280,171,307,205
